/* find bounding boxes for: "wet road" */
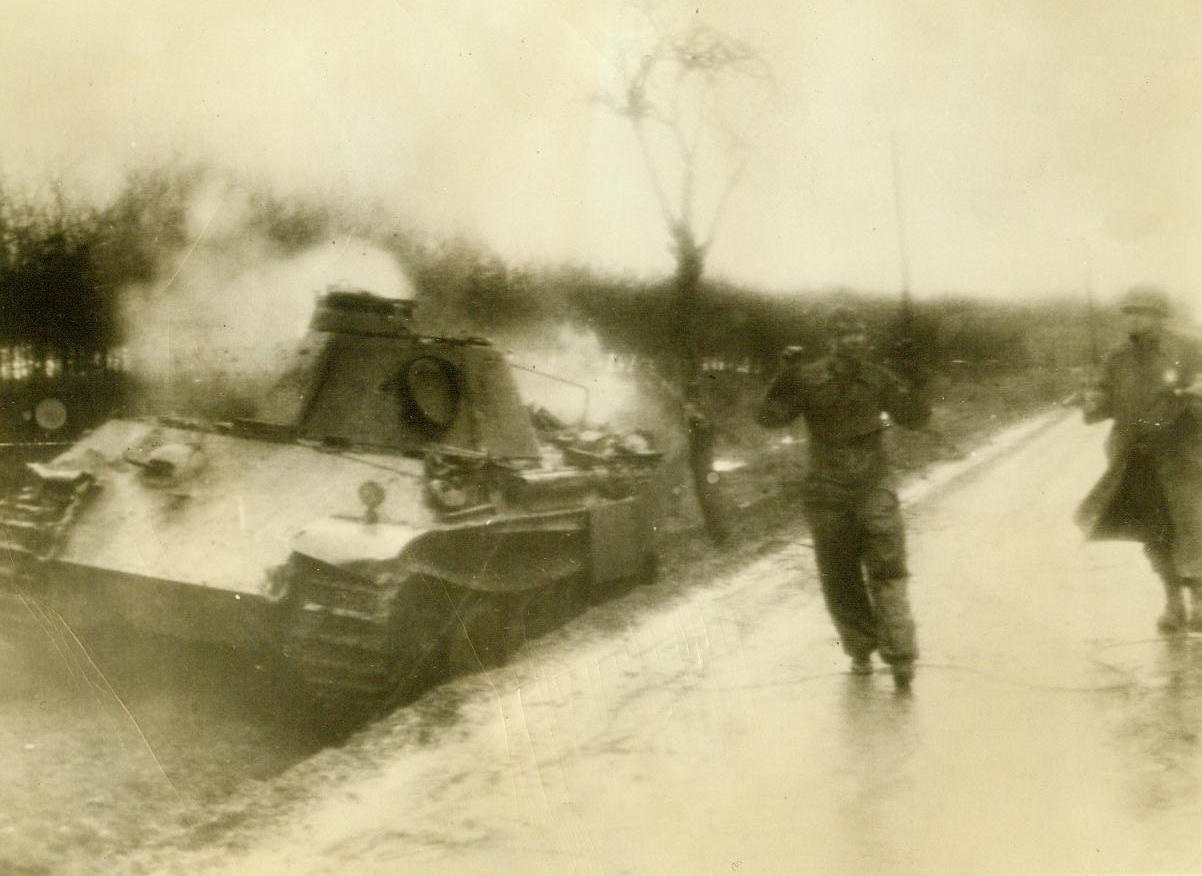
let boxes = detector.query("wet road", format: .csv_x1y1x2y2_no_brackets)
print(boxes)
122,409,1202,875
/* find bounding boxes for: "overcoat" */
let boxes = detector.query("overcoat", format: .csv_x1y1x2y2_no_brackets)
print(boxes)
1075,329,1202,578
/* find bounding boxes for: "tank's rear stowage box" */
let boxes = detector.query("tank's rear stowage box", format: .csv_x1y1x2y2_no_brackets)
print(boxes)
0,288,660,716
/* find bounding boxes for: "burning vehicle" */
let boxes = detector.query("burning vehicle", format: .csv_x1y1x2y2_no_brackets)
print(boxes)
0,287,661,716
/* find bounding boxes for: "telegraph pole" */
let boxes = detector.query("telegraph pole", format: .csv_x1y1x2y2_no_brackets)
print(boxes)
890,133,913,331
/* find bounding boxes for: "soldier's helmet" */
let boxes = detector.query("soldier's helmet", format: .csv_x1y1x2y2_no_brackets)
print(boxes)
827,305,868,336
1119,285,1171,318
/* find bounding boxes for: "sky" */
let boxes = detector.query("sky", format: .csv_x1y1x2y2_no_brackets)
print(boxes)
2,0,1200,306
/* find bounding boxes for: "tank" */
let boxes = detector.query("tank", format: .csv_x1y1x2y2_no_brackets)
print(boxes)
0,288,660,715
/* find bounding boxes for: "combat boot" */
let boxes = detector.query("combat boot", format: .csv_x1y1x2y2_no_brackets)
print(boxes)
850,653,874,676
1186,580,1202,633
1157,581,1187,635
868,577,918,667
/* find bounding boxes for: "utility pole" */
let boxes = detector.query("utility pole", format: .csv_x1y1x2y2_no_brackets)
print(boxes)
890,133,913,332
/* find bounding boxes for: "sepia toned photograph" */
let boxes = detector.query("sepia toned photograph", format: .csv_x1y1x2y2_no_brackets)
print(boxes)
1,1,1200,873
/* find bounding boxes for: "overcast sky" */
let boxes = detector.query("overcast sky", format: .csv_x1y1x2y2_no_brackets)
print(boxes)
2,0,1199,305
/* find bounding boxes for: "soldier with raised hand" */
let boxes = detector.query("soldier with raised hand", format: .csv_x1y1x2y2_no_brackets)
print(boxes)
1077,285,1202,634
757,306,930,690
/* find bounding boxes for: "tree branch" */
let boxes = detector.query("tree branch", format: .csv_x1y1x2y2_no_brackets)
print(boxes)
632,117,678,228
702,156,747,250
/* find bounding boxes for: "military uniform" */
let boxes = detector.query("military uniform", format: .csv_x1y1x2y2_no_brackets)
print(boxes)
1076,292,1202,632
758,345,930,684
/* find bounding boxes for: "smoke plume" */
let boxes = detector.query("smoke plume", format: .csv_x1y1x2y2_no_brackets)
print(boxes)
121,180,413,417
506,324,641,429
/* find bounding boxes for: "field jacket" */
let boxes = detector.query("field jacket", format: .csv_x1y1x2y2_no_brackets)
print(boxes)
757,354,930,506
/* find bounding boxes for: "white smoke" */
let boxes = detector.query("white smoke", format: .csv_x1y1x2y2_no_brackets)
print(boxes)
506,324,641,429
122,180,413,415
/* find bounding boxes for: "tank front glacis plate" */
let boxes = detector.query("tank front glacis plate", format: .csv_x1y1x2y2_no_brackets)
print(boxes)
45,418,432,596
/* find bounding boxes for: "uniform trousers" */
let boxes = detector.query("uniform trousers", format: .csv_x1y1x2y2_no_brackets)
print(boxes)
804,485,918,666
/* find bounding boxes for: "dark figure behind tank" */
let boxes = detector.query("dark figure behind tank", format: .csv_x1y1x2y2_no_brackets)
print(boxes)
756,306,930,690
1076,285,1202,634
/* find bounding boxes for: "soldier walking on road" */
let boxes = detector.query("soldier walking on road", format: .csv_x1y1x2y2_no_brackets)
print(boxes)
1077,285,1202,634
756,306,930,690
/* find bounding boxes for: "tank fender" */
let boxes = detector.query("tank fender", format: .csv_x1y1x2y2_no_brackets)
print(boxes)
291,517,425,567
289,499,653,596
290,511,596,594
401,514,589,593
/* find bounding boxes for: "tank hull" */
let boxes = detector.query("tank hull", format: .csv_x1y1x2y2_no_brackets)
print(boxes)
0,434,657,714
41,418,433,597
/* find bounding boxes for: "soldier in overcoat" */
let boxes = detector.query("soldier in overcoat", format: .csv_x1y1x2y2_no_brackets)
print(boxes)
757,307,930,689
1076,285,1202,632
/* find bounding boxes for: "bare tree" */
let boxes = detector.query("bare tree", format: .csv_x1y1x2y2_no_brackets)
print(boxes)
597,14,772,544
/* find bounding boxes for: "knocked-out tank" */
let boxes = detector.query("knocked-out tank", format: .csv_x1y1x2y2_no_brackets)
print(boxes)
0,288,660,714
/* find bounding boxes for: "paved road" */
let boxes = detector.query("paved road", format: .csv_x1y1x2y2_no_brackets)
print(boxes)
123,410,1202,875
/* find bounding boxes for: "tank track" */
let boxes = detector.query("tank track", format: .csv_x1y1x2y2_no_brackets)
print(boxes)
279,556,596,713
280,524,658,715
0,473,95,576
279,556,426,711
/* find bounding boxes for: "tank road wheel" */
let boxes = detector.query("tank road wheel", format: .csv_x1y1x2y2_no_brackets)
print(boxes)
581,551,659,607
283,560,601,715
439,576,590,675
499,591,534,658
378,574,464,705
522,576,585,639
441,589,528,673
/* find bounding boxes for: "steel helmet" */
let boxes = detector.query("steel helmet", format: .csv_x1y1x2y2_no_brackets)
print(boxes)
1119,285,1171,318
